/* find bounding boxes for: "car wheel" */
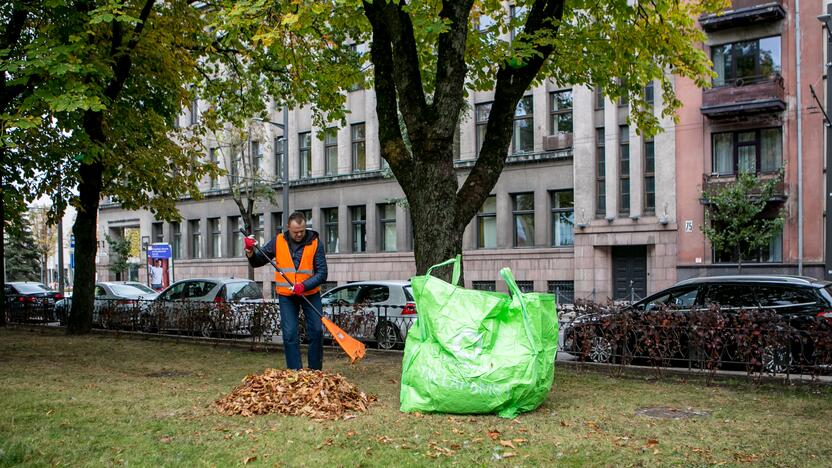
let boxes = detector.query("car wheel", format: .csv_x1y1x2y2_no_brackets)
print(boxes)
762,345,792,374
588,335,614,363
376,321,401,350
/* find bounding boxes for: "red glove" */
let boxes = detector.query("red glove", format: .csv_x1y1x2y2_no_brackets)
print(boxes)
243,235,257,252
292,283,306,295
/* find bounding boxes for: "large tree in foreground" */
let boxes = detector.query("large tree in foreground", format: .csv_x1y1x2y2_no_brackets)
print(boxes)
3,2,220,333
217,0,725,277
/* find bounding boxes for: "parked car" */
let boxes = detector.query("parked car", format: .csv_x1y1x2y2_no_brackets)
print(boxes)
139,278,270,337
54,282,158,328
321,280,416,349
4,282,64,322
562,275,832,373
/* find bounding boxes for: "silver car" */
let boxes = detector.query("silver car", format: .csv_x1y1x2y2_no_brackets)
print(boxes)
321,280,416,349
141,278,273,337
54,282,157,328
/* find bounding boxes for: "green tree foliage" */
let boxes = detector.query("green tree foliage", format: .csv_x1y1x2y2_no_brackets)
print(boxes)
702,172,786,272
2,1,222,333
4,215,40,282
211,0,728,277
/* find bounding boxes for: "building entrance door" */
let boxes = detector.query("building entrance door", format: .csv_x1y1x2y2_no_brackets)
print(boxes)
612,246,647,300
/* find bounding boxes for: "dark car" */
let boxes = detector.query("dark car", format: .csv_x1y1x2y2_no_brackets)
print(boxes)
4,282,64,322
563,275,832,373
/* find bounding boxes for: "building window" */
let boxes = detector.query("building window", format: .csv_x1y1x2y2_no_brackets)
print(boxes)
509,5,527,41
299,131,311,179
189,219,202,259
209,147,218,188
347,45,363,92
230,216,243,257
644,81,655,107
548,280,575,304
472,281,496,292
253,214,264,245
594,87,605,110
350,206,366,253
551,191,574,247
299,209,313,230
619,125,630,215
251,140,262,173
644,138,656,214
549,90,573,135
324,128,338,176
171,222,181,259
475,102,492,157
209,218,221,258
512,96,534,154
189,99,199,125
323,208,339,253
477,195,497,249
714,228,782,263
596,128,606,216
516,281,535,293
712,36,781,87
351,123,365,172
274,137,285,180
152,222,164,244
230,146,241,183
512,193,534,247
712,128,782,176
379,204,397,252
271,212,283,236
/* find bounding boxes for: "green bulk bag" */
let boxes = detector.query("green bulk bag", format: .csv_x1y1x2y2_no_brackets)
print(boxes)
400,256,558,418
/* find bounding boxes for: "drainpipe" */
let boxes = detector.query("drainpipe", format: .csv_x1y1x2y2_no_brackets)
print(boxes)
796,0,804,276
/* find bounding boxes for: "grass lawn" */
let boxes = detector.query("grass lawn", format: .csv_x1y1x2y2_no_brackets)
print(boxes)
1,328,831,467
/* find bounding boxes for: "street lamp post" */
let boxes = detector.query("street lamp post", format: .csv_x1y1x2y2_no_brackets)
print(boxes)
254,107,289,230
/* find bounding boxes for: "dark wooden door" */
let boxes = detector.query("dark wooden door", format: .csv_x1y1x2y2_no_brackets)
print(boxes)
612,246,647,300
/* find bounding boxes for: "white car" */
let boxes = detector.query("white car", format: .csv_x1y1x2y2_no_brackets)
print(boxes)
54,282,157,328
140,278,274,337
321,280,416,349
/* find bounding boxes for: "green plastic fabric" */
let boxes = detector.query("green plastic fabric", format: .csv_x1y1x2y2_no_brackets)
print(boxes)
400,256,558,418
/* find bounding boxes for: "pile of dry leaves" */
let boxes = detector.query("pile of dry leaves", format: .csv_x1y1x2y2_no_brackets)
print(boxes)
214,368,375,420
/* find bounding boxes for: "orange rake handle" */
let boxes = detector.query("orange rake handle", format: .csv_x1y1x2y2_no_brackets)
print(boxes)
240,229,366,364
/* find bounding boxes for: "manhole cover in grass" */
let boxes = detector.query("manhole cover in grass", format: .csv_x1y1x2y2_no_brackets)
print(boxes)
635,407,709,419
146,370,191,378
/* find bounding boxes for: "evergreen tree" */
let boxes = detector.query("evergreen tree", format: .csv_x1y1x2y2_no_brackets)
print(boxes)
4,216,40,282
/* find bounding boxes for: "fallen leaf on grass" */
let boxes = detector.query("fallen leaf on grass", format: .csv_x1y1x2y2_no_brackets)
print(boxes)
159,436,172,444
734,453,760,463
346,431,356,438
46,409,54,416
316,438,334,449
645,439,659,449
376,436,392,444
487,430,501,440
493,452,516,460
559,421,570,427
242,456,257,464
499,440,516,449
512,438,528,445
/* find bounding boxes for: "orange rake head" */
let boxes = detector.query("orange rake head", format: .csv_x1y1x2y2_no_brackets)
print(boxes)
321,317,366,364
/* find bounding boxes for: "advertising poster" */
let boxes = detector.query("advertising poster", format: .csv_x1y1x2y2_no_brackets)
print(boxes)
147,243,173,291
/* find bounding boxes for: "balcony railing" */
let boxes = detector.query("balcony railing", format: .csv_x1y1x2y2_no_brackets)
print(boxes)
699,0,786,32
700,172,787,205
701,74,786,119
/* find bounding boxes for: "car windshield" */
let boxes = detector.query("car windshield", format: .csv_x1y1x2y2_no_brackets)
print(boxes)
13,283,49,293
125,282,156,294
109,284,151,297
404,286,414,302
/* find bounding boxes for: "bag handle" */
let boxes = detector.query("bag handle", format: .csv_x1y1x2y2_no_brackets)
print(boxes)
500,267,540,354
426,255,462,286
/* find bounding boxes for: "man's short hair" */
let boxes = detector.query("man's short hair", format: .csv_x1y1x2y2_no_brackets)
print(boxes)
288,211,307,226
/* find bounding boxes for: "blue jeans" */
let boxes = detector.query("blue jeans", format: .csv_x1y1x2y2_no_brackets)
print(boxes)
278,292,323,370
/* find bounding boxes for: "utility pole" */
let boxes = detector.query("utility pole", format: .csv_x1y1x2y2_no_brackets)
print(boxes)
57,217,65,297
282,106,289,231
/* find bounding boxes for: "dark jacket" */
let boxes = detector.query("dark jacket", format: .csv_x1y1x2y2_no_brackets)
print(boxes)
248,229,327,290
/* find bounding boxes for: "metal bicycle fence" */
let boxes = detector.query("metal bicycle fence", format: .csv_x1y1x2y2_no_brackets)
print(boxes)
7,297,417,350
558,300,832,380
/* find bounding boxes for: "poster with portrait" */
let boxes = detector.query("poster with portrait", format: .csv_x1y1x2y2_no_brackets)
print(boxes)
147,243,173,291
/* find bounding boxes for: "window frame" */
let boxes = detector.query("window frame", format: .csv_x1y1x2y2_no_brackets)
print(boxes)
619,125,630,215
596,127,606,216
711,127,782,176
550,190,574,247
208,217,221,258
643,138,656,215
350,205,367,253
209,147,218,188
298,131,312,179
274,137,285,181
476,195,497,249
549,89,573,135
251,140,262,173
512,95,534,154
171,222,181,259
323,207,339,254
351,123,366,172
379,203,397,252
324,127,338,176
189,219,202,259
475,102,492,157
711,35,782,87
512,192,535,248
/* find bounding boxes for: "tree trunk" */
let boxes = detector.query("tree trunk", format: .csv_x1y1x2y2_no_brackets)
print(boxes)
67,161,103,334
0,155,5,327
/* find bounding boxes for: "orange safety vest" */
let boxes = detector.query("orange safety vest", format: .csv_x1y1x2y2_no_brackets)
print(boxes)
273,233,321,297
